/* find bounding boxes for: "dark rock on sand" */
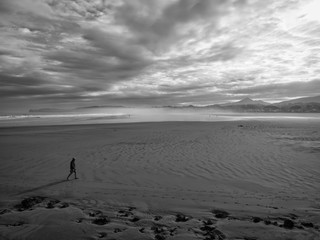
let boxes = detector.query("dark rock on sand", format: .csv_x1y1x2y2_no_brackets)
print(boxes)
283,219,294,229
200,225,216,232
252,217,262,223
88,209,103,217
151,225,166,234
203,219,216,225
176,213,191,222
92,216,109,225
154,215,162,221
130,216,140,222
212,209,229,219
201,220,226,240
264,219,271,225
169,227,177,236
204,228,226,240
58,202,69,208
15,196,46,211
215,230,227,240
46,199,60,209
301,222,314,228
128,206,136,211
288,213,298,220
155,234,166,240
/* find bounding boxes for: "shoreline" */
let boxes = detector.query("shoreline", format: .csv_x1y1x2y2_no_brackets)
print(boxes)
0,112,319,128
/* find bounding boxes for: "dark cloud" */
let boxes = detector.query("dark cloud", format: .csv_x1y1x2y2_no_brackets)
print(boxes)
231,79,320,98
115,0,231,52
45,49,113,71
0,0,81,39
41,25,154,88
0,72,78,100
0,72,100,100
0,73,51,87
0,85,71,99
0,49,14,56
44,46,150,85
82,27,151,63
0,0,19,13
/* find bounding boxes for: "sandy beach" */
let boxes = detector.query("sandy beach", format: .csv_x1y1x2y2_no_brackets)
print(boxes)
1,120,320,240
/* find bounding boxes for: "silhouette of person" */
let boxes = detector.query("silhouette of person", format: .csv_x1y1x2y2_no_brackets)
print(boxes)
67,157,78,180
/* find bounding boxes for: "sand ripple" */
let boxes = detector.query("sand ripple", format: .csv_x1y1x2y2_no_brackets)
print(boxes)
1,121,319,206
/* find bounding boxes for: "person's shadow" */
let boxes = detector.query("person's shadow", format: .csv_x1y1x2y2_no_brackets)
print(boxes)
15,179,69,196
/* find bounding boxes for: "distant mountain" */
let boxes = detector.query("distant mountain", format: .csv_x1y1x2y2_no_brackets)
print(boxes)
271,95,320,113
211,95,320,113
29,108,68,113
276,95,320,106
221,97,269,106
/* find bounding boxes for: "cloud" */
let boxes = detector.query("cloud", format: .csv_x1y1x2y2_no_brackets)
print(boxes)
1,0,320,112
158,82,213,93
43,28,153,86
82,27,152,65
0,73,51,87
0,72,80,100
0,0,54,17
231,79,320,98
115,0,233,52
0,49,14,56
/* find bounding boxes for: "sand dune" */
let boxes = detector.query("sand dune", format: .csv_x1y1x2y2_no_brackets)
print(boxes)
0,121,320,239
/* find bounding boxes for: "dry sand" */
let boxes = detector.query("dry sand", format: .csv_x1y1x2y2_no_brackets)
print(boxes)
0,120,319,239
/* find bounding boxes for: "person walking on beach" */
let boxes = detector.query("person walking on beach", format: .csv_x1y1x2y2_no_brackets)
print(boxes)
67,157,78,180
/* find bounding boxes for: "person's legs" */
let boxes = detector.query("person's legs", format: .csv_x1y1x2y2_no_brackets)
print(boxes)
67,169,78,180
67,171,72,180
67,169,75,180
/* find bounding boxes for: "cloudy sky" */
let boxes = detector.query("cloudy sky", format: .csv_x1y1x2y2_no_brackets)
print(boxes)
1,0,320,113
